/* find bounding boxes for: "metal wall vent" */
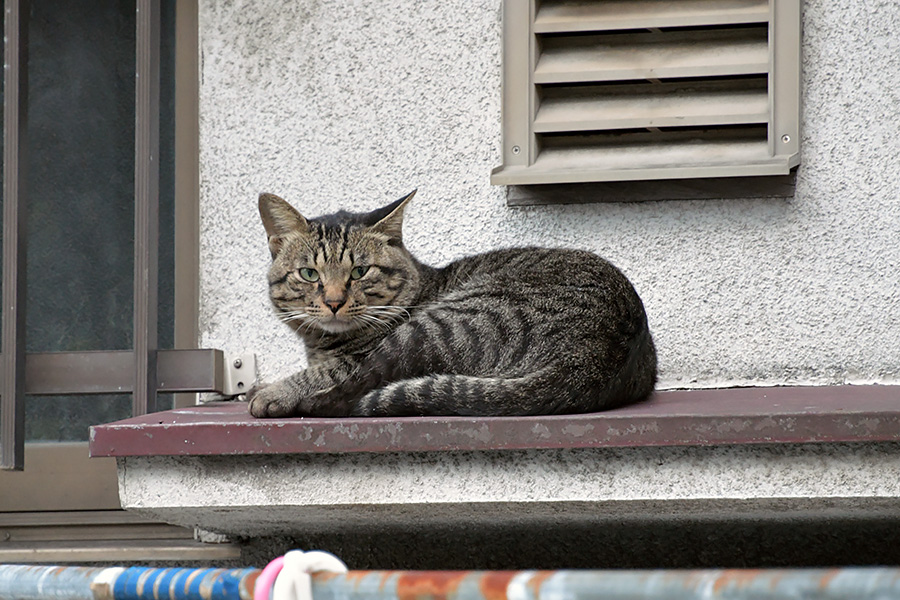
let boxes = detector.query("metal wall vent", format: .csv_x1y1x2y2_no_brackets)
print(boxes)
491,0,801,186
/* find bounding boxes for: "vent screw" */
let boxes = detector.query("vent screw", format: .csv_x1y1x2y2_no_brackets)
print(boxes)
233,358,243,369
512,145,521,155
781,134,791,143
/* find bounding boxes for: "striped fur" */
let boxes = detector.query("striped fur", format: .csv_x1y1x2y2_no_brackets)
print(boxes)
247,191,657,418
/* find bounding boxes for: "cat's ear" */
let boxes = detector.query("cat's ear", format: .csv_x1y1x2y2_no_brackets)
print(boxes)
369,189,416,240
258,193,309,256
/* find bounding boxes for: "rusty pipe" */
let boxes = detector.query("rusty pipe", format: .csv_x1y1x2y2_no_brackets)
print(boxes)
310,568,900,600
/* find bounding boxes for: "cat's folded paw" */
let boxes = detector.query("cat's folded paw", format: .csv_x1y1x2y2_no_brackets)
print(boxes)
247,382,299,418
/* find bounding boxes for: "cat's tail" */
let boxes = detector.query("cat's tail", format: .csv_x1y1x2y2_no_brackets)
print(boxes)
350,367,620,417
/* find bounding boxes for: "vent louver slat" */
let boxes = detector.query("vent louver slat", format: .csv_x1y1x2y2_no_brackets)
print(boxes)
534,0,769,33
491,0,800,186
535,28,770,85
534,78,769,132
532,127,778,183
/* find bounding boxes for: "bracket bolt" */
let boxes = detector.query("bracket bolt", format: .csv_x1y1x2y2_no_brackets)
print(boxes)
781,134,791,143
512,145,521,155
233,359,243,369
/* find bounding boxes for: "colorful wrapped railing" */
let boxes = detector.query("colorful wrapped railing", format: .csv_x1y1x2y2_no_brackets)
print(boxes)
2,564,900,600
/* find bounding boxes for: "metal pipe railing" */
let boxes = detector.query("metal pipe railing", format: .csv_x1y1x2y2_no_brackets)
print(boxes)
0,566,258,600
3,564,900,600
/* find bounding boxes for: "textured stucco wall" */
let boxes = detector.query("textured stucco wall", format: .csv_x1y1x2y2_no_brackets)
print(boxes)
198,0,900,390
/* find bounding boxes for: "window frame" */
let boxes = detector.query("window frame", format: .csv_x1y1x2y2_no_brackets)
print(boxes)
0,0,216,472
0,0,245,563
0,0,220,533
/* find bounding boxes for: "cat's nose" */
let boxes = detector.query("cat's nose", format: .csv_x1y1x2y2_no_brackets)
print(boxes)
325,299,345,314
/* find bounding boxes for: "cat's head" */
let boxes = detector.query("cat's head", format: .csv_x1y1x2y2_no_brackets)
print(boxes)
259,190,421,335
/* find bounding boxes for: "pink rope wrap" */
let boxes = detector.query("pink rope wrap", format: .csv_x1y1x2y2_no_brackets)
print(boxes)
253,555,285,600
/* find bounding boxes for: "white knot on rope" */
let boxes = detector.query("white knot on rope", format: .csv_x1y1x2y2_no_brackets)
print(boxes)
271,550,349,600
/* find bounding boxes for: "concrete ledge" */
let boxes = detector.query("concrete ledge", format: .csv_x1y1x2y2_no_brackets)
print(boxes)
116,441,900,537
93,386,900,538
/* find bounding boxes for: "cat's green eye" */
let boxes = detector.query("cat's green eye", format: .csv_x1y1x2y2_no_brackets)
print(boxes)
350,266,369,280
298,268,319,282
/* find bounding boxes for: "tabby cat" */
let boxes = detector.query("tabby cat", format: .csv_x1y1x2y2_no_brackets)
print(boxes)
247,190,657,418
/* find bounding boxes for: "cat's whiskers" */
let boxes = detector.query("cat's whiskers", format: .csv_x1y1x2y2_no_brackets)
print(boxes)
299,318,320,334
364,311,407,329
280,304,418,337
278,308,327,336
367,305,412,318
278,310,309,323
354,316,384,336
355,313,393,333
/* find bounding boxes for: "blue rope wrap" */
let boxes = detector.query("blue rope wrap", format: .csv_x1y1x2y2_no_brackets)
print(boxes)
111,567,258,600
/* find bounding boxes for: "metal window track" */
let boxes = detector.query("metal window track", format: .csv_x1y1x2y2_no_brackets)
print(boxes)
0,539,241,564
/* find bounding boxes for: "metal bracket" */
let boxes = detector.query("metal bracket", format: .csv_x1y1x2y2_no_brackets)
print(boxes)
222,352,257,397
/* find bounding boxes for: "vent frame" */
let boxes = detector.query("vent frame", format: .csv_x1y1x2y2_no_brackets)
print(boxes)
491,0,801,187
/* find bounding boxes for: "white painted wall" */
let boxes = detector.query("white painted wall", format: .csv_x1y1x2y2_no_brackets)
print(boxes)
198,0,900,391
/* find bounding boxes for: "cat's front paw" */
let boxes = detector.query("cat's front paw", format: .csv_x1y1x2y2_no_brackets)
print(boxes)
247,381,301,418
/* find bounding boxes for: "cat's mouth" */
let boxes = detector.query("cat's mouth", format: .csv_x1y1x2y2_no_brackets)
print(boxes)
316,316,360,334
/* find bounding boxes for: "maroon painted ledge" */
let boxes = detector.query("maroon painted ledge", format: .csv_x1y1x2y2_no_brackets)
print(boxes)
89,385,900,458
